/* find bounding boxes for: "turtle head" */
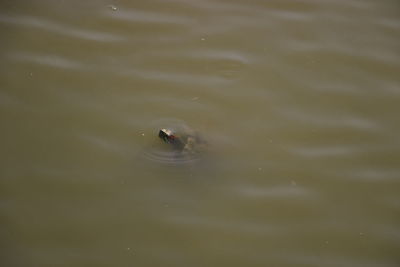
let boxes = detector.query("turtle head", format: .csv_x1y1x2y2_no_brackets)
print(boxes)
159,129,175,143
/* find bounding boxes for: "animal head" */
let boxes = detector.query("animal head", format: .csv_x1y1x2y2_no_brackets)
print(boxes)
158,129,176,143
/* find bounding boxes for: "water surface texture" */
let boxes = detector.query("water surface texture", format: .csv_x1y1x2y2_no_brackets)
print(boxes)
1,0,400,266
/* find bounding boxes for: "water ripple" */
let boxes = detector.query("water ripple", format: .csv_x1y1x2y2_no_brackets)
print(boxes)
120,68,231,85
278,108,381,131
164,215,282,236
234,184,314,199
76,134,130,156
9,52,87,70
104,8,194,25
179,48,254,64
0,14,123,42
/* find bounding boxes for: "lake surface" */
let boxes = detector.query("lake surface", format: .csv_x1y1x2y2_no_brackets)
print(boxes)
1,0,400,266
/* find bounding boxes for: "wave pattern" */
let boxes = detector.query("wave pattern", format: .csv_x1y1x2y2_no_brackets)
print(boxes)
1,0,399,266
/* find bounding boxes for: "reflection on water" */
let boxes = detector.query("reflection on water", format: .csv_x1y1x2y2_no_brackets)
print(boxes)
1,0,400,266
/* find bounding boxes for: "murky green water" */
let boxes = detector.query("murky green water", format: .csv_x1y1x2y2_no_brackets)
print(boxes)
1,0,399,266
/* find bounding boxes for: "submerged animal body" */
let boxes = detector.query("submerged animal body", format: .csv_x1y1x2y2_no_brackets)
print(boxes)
158,128,204,155
159,128,185,150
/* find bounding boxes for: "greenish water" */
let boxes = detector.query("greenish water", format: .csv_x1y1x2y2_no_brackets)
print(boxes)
1,0,400,266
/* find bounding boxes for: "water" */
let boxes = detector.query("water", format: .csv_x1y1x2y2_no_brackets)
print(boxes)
1,0,399,266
